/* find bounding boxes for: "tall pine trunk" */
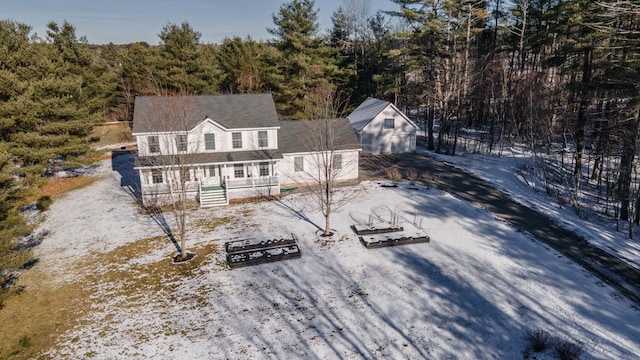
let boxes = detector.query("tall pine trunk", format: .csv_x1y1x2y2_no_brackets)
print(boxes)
573,48,592,177
618,111,638,221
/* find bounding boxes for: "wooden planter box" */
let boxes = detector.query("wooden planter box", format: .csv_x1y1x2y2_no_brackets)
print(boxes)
227,244,302,269
359,234,430,249
225,236,297,254
352,224,404,235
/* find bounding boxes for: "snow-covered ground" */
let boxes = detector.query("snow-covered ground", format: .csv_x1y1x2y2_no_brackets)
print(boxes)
37,153,640,359
429,148,640,271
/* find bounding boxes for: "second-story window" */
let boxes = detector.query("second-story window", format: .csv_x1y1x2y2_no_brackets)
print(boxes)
175,134,187,152
148,136,159,153
258,131,268,148
383,118,395,129
204,133,216,150
232,132,243,149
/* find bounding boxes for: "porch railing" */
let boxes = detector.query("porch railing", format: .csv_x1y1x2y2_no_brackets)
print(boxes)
225,176,279,189
141,181,200,195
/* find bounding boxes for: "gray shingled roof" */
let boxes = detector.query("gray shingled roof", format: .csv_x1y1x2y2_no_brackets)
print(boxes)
278,118,362,154
346,97,391,132
134,149,282,168
132,94,280,134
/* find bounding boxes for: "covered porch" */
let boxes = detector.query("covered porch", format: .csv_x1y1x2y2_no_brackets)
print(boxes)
195,160,280,202
135,150,282,207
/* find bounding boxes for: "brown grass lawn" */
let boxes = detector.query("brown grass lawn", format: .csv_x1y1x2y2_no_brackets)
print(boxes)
0,122,141,359
0,235,224,359
89,122,135,149
0,265,90,359
38,176,99,198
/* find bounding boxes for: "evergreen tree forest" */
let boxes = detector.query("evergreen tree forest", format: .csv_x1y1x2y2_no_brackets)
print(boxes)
0,0,638,302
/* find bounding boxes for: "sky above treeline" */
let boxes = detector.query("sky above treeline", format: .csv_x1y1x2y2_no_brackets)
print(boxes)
1,0,398,45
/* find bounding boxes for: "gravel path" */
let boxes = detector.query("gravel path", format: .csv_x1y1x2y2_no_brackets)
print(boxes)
360,153,640,306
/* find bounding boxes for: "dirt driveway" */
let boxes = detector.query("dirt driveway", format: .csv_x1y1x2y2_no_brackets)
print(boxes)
360,153,640,306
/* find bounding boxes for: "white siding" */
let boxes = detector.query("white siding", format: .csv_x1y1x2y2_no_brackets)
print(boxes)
279,150,359,186
135,118,279,156
134,112,361,206
192,119,279,152
359,104,416,154
136,131,202,156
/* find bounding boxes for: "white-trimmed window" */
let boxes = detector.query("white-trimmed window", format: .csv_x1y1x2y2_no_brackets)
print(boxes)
234,164,244,178
383,118,395,129
258,131,268,148
232,132,243,149
204,133,216,150
148,136,159,153
294,157,304,172
151,169,163,184
259,162,269,176
175,134,187,152
332,153,342,170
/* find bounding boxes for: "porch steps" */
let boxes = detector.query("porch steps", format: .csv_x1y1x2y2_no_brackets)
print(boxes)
200,186,228,207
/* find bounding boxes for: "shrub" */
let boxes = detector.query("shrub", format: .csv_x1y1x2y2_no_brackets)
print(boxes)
554,338,582,360
406,168,418,184
385,167,402,183
18,335,32,348
36,196,52,211
525,328,552,353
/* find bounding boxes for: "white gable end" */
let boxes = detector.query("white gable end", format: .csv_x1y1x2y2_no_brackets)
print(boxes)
357,103,417,154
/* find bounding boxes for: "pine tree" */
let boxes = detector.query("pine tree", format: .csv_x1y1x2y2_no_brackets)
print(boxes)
216,37,277,94
0,145,32,308
388,0,449,150
1,21,99,175
268,0,344,118
329,4,394,105
156,22,219,94
594,1,640,222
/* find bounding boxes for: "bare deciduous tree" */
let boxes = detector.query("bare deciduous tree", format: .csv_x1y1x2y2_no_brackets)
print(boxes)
299,117,360,237
282,84,360,237
136,94,202,262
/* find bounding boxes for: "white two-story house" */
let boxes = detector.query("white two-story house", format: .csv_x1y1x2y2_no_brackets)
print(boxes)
132,94,361,207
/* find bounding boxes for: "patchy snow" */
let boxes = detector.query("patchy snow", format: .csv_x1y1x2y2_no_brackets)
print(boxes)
34,154,164,281
36,154,640,359
94,142,137,151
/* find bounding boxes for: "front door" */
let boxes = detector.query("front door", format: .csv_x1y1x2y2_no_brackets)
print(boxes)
203,165,221,186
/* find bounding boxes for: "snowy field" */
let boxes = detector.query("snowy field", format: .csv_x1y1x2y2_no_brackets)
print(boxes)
37,153,640,359
430,148,640,271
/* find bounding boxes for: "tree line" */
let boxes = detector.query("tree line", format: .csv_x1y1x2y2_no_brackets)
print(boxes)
0,0,639,303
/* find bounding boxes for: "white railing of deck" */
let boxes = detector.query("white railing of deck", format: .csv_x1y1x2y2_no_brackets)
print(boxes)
142,181,200,194
225,176,279,189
